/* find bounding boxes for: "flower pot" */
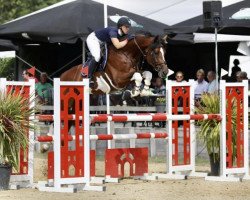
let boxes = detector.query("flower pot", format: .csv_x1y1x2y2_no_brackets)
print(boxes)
208,153,220,176
0,164,12,190
155,102,166,113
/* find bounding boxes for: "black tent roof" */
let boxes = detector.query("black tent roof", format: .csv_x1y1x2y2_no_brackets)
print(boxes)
165,0,250,44
0,0,167,44
0,39,18,51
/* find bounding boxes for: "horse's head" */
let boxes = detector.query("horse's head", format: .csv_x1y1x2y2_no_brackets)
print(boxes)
145,36,168,78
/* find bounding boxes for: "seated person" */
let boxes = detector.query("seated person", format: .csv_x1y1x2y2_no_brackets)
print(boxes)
22,69,38,83
153,77,166,95
175,71,185,82
35,72,53,105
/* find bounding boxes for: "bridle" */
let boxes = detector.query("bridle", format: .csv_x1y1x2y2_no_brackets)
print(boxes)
150,48,166,72
134,37,146,57
134,37,166,72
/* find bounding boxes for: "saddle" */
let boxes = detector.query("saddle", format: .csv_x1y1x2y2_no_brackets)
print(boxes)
81,44,108,77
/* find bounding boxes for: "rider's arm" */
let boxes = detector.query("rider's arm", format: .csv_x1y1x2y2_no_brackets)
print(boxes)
111,38,128,49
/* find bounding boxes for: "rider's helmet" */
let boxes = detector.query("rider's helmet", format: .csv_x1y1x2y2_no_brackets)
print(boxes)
117,17,131,28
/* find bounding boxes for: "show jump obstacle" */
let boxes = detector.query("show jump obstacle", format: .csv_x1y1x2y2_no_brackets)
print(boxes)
0,78,35,189
0,78,249,192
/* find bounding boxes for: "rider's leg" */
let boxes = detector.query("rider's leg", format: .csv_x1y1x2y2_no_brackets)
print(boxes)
141,71,153,96
85,32,101,78
130,72,142,97
87,58,98,78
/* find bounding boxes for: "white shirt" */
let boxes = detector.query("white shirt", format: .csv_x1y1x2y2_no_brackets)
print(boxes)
207,79,217,93
194,79,208,99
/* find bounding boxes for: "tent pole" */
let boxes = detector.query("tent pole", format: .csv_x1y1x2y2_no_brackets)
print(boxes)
82,37,86,65
104,0,108,28
104,0,112,149
215,27,219,91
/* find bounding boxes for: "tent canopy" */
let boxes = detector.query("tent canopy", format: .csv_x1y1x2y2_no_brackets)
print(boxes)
165,0,250,44
0,0,167,44
0,39,18,51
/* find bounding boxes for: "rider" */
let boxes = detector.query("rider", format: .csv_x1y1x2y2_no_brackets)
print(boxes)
83,17,131,78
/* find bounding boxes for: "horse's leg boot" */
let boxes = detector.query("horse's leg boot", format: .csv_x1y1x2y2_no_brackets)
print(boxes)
141,71,154,96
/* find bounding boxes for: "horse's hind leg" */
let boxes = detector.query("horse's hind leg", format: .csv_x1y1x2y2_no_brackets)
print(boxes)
141,71,153,96
130,72,142,97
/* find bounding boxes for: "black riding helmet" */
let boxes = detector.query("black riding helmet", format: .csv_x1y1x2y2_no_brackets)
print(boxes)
117,17,131,28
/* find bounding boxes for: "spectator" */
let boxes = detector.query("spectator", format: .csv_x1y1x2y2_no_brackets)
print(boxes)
236,71,250,107
22,69,38,83
207,70,217,94
230,59,241,82
236,71,248,82
35,72,53,105
153,77,166,95
175,71,185,82
194,69,208,100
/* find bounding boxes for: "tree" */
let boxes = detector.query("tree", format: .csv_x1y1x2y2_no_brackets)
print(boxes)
0,0,62,79
0,0,62,24
0,58,15,80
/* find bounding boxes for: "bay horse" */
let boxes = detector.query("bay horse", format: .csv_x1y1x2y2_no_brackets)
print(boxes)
60,34,168,97
41,35,169,153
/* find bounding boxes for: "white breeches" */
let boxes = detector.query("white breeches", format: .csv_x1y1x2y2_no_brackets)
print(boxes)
86,32,102,62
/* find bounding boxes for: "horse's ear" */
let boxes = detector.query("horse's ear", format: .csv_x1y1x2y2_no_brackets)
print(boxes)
162,35,168,44
154,35,160,43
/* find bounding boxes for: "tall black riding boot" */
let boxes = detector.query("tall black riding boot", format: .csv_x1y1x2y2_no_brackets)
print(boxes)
88,59,98,79
82,57,98,78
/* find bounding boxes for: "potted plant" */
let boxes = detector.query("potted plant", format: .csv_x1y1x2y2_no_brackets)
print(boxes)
195,93,237,176
0,90,35,190
154,97,166,113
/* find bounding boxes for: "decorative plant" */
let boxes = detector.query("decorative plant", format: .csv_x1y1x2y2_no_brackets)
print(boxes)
195,93,237,175
155,97,166,104
0,90,35,171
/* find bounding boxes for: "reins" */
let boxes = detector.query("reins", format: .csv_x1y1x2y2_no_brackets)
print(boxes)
134,37,147,57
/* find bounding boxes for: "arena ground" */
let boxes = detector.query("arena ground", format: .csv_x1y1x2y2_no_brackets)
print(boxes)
0,154,250,200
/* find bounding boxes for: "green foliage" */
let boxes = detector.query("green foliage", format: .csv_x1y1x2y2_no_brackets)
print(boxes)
0,90,36,171
195,93,237,162
0,58,15,80
0,0,62,24
155,97,166,104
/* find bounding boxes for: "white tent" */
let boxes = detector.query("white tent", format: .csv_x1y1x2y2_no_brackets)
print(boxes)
92,0,244,25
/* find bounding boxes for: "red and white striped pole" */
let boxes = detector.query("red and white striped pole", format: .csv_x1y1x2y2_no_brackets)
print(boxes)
36,113,221,122
37,132,168,142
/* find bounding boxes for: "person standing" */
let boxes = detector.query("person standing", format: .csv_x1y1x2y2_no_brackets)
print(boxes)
207,70,217,94
230,59,241,82
194,69,208,100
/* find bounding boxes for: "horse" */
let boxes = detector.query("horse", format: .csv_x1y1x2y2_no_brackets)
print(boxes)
40,35,169,153
60,34,168,97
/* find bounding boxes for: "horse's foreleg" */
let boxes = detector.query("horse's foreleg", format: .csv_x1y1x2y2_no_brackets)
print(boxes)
141,71,153,96
130,72,142,97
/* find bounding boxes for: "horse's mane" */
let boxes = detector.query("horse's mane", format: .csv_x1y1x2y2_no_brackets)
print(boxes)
128,31,154,41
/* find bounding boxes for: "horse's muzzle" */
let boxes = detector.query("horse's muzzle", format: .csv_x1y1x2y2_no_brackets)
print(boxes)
157,64,168,78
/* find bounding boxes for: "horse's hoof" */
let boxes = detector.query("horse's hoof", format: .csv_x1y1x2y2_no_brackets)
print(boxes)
131,90,140,97
140,89,155,96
